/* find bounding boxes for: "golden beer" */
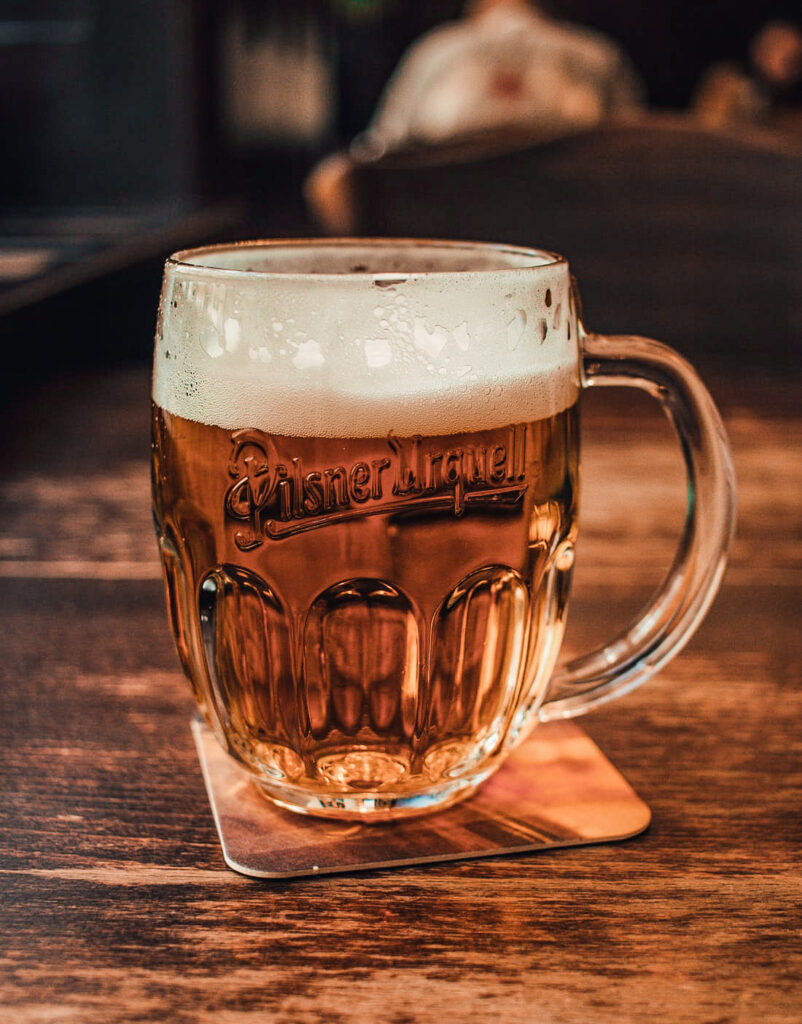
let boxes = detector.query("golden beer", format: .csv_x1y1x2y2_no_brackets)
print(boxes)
152,405,578,809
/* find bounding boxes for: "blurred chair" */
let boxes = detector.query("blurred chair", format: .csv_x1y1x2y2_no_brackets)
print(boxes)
306,115,802,366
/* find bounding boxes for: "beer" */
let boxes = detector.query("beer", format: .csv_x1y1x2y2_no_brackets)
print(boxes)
152,404,578,809
153,238,583,816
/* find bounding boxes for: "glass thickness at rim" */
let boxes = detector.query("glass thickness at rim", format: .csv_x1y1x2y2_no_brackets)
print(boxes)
165,238,567,279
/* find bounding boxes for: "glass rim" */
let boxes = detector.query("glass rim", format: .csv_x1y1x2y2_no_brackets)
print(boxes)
166,237,568,280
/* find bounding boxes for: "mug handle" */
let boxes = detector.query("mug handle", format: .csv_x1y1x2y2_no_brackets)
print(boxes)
539,333,737,721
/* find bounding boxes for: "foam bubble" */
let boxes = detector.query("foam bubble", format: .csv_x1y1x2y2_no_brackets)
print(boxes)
153,242,579,437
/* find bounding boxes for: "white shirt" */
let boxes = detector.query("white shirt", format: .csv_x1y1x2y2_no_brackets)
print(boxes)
364,6,643,151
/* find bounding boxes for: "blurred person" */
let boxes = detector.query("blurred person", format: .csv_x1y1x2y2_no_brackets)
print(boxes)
752,20,802,86
693,20,802,129
357,0,644,154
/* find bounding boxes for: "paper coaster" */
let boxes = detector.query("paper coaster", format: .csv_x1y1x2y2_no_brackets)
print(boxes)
192,718,651,879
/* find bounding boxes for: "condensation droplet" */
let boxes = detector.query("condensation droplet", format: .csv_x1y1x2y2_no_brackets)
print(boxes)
200,327,223,358
364,338,392,368
506,309,527,350
413,318,449,359
292,340,325,369
224,317,241,352
453,322,471,351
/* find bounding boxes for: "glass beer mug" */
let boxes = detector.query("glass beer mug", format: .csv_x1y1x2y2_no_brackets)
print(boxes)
151,240,735,820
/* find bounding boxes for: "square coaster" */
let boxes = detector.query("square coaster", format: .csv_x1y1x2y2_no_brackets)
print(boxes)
192,718,651,879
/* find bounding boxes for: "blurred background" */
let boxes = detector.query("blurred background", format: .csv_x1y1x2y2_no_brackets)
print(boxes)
1,0,800,391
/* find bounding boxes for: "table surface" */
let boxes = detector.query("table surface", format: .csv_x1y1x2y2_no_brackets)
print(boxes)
1,364,799,1023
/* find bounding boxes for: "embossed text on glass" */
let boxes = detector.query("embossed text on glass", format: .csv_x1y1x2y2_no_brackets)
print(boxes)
225,425,529,547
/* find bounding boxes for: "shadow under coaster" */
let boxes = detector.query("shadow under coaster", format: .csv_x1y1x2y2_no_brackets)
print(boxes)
192,718,651,879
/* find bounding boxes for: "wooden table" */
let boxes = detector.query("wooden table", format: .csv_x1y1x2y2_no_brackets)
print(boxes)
1,364,799,1023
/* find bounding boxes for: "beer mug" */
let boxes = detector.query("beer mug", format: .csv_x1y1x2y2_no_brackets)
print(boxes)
152,240,735,820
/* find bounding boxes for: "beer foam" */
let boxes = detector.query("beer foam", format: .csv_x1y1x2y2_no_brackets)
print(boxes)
153,242,579,437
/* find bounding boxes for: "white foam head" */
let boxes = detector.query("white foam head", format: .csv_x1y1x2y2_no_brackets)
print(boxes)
153,240,580,437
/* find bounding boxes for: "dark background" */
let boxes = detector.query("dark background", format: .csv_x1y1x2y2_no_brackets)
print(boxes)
4,0,799,211
0,0,799,385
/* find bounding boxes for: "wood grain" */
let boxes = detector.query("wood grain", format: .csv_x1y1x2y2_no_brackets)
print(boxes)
1,366,799,1023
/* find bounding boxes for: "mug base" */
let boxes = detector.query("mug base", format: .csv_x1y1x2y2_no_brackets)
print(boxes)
252,767,495,822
